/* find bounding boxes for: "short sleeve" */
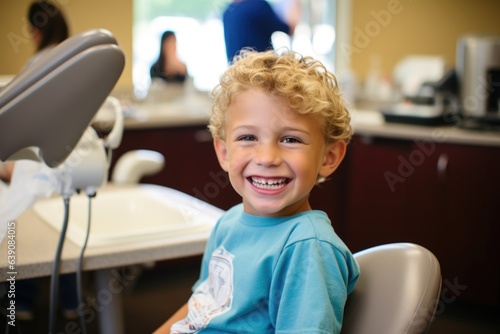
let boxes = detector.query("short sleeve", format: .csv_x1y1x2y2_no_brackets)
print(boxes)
269,239,357,333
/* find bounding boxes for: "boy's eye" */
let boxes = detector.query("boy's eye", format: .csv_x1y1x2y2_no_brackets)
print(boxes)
237,135,256,141
281,137,302,144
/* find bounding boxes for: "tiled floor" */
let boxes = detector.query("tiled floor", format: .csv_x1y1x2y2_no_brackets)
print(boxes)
4,256,500,333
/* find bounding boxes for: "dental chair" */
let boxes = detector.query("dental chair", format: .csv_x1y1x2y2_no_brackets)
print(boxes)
0,28,125,167
342,243,442,334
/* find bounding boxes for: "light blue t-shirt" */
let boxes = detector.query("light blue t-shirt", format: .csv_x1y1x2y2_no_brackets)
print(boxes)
171,204,360,334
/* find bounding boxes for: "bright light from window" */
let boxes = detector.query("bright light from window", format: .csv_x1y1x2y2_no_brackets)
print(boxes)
133,0,338,98
313,24,336,55
133,16,227,97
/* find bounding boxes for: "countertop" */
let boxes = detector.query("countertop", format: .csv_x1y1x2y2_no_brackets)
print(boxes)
351,109,500,147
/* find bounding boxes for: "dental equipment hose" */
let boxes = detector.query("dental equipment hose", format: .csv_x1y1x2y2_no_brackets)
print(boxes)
76,192,95,334
48,190,94,334
48,196,70,334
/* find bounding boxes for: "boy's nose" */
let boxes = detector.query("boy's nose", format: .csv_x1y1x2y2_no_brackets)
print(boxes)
254,143,281,166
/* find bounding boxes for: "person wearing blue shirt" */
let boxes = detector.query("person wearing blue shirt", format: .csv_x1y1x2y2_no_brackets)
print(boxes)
223,0,299,62
154,49,360,334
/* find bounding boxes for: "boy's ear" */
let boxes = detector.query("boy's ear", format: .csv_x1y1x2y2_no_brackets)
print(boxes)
213,138,229,172
319,141,346,179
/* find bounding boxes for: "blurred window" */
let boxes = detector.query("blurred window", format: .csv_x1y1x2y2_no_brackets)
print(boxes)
133,0,338,97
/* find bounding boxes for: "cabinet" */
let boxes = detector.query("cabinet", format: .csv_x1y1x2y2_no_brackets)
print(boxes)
341,135,500,306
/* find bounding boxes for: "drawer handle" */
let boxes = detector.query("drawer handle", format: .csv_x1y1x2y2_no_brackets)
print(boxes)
194,130,213,143
437,153,448,184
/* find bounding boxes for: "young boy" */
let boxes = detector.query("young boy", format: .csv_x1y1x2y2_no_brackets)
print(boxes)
154,50,359,334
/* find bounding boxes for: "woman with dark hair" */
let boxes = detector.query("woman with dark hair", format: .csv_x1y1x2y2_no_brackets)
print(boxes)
26,1,69,66
150,30,188,83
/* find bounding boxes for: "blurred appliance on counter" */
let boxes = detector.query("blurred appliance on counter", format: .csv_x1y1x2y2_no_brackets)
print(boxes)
380,56,459,126
456,34,500,130
393,56,446,99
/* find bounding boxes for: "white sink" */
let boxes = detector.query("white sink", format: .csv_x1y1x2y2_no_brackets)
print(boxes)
33,184,224,248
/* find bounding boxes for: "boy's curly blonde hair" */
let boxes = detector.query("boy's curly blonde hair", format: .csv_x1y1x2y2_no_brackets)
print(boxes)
209,49,351,144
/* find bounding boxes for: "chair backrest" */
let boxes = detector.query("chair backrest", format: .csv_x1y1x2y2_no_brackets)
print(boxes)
341,243,442,334
0,29,125,167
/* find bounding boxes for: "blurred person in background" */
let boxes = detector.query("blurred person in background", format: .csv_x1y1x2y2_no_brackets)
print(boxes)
222,0,300,62
150,30,188,83
25,0,69,67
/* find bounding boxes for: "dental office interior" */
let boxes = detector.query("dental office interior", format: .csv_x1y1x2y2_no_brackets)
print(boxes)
1,0,500,333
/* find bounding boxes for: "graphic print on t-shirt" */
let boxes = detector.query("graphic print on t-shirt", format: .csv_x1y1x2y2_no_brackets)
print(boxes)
171,246,235,333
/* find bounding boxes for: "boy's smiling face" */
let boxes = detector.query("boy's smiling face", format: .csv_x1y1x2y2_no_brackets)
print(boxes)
214,88,346,217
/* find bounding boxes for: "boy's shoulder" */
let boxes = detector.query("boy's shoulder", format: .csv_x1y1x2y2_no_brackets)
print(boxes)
285,210,343,245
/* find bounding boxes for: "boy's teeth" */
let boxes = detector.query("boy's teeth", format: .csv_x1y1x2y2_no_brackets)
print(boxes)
253,177,285,184
251,177,287,189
